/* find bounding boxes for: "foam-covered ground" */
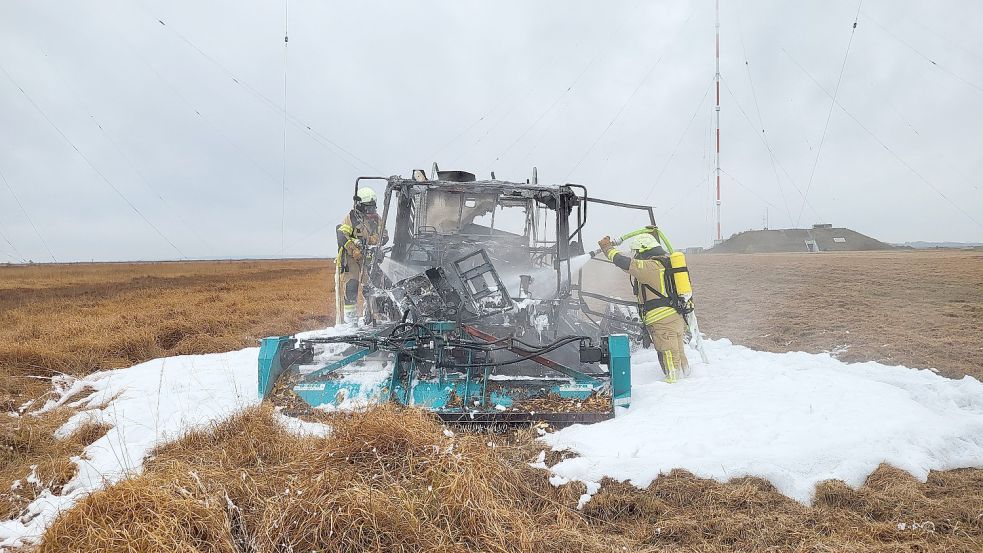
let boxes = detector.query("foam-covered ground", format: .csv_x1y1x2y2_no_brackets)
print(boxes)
0,348,263,548
542,339,983,505
2,331,982,548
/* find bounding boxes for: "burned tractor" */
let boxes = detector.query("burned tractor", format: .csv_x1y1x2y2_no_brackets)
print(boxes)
259,167,670,427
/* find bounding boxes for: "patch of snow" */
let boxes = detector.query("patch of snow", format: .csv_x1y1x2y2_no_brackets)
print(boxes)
54,410,102,440
541,338,983,505
307,359,392,412
0,347,260,549
295,325,349,341
488,374,565,381
330,363,392,387
548,474,568,487
272,411,331,438
576,481,600,510
313,387,385,413
24,467,39,487
33,375,88,415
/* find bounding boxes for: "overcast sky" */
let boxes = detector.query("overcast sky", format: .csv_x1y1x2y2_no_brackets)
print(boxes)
1,0,981,262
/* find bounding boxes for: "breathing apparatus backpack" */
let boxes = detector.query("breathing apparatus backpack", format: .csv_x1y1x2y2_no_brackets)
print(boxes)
632,250,694,318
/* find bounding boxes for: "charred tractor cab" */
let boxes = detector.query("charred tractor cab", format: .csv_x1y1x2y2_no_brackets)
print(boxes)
259,166,665,427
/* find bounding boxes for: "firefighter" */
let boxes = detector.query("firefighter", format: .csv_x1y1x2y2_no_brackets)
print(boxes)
597,232,690,382
335,187,386,325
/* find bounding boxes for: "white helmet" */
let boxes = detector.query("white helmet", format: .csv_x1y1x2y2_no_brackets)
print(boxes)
355,187,377,212
630,233,660,254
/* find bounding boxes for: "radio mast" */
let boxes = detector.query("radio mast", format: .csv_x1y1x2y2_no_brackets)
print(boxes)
714,0,722,244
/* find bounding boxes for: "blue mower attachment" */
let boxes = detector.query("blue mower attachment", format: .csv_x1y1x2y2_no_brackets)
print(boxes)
259,321,631,428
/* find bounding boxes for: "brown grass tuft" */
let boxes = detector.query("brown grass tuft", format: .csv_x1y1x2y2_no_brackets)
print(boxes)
1,411,110,519
39,475,238,553
578,464,983,552
36,403,983,552
37,404,626,553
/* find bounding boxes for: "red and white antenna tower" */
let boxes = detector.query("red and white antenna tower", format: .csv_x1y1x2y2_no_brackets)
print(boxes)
714,0,722,243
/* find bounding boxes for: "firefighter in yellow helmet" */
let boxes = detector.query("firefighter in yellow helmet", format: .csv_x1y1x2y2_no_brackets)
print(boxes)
598,232,689,382
335,187,387,325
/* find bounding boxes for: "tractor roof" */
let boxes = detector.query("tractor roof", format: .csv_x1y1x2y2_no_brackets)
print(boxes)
387,175,581,199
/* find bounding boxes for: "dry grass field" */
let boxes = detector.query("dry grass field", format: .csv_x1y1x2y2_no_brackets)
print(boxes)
689,250,983,381
0,260,335,408
587,249,983,380
0,260,334,524
2,251,982,551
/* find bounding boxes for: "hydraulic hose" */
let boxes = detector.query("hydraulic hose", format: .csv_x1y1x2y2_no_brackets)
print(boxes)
443,336,589,369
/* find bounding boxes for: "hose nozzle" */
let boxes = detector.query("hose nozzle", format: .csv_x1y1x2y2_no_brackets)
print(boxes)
589,236,624,257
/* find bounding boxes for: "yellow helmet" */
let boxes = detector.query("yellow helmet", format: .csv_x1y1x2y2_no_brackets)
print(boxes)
630,233,659,254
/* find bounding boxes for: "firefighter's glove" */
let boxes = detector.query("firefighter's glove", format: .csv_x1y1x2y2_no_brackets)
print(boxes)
350,247,363,263
597,236,614,252
366,234,380,246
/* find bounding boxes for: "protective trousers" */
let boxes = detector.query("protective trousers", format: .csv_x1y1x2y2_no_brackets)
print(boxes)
335,259,363,325
646,312,689,383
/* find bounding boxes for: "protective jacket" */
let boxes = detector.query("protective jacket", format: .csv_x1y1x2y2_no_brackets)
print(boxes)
606,249,679,325
335,210,386,271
